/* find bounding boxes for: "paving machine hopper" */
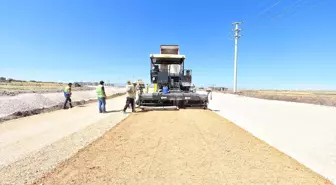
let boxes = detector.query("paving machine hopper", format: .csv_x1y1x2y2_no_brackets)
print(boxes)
136,45,209,110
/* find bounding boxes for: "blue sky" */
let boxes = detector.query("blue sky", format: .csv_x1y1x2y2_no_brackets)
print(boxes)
0,0,335,90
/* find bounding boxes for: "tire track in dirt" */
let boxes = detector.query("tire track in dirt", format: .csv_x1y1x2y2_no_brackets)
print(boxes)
32,110,333,185
189,113,219,184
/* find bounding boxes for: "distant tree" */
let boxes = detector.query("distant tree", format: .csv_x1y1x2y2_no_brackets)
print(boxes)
7,78,13,82
0,77,6,81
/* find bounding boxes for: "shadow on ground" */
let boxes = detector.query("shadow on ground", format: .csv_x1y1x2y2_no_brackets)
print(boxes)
105,109,123,113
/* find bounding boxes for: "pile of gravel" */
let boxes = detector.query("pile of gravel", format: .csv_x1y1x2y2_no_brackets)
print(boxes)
19,94,59,108
0,88,126,123
0,94,58,119
0,98,35,118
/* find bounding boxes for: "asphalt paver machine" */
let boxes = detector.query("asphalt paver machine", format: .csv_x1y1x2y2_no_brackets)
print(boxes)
136,45,209,110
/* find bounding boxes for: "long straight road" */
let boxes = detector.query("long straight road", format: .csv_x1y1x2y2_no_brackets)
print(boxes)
0,92,333,185
31,110,331,185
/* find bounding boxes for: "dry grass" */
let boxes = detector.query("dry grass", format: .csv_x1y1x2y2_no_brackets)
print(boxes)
242,90,336,96
0,81,65,90
0,81,93,96
222,90,336,107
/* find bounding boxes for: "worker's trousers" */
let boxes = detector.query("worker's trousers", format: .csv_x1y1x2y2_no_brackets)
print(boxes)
123,97,135,112
98,97,106,113
63,96,72,109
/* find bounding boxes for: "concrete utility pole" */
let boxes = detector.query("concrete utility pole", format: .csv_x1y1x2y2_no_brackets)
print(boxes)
232,22,243,93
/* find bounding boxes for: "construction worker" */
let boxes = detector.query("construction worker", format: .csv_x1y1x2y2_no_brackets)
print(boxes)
137,81,144,96
63,83,73,109
123,80,136,113
145,84,149,93
96,81,107,113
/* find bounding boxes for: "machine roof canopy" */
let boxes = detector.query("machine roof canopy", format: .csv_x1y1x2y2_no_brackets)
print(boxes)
150,54,186,65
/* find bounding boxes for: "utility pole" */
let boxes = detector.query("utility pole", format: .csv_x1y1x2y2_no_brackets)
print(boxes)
232,22,243,93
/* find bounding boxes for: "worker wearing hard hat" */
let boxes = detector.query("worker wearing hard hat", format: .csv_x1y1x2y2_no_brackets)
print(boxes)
63,83,73,109
123,80,136,113
96,80,107,113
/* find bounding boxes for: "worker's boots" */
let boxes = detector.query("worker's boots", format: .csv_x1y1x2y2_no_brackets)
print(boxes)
63,104,73,109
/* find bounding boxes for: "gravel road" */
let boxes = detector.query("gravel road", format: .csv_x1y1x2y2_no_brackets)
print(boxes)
0,95,129,185
31,110,332,185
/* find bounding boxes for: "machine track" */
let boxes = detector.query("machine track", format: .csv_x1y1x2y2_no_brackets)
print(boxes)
32,110,332,185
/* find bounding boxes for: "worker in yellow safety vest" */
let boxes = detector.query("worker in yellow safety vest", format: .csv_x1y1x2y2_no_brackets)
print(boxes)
96,81,107,113
63,83,73,109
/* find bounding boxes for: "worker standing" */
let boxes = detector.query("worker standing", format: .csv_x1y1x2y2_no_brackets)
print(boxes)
123,80,136,113
63,83,73,109
145,84,149,93
96,81,107,113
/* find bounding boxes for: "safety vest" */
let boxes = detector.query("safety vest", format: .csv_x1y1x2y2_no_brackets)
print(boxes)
96,85,105,98
64,86,70,96
64,86,69,93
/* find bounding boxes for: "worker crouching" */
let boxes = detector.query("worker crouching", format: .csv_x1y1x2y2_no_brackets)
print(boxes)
123,80,136,113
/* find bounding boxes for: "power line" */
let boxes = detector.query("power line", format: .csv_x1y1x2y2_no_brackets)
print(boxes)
233,0,323,34
272,0,317,20
257,0,284,16
235,0,283,31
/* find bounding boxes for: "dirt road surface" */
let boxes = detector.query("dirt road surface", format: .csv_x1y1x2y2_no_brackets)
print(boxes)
32,110,332,185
